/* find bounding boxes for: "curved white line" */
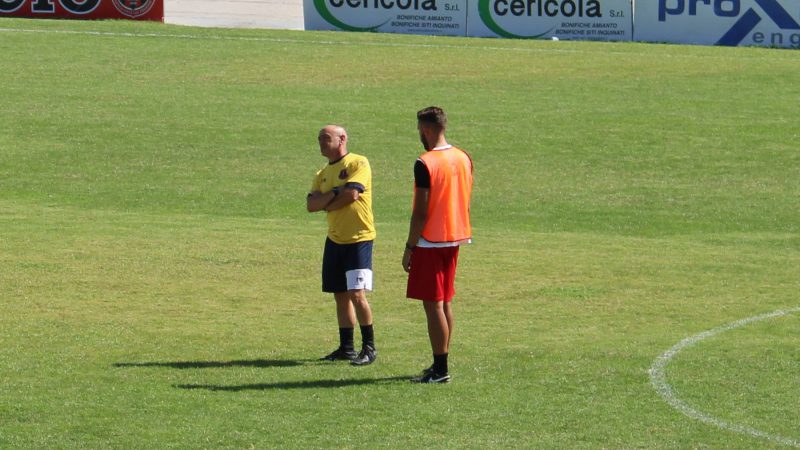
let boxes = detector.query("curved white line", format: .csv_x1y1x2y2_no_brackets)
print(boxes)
649,307,800,447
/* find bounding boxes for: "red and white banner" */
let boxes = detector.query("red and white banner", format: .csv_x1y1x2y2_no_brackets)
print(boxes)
0,0,163,22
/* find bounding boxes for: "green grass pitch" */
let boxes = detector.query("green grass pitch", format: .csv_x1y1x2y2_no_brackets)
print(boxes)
1,18,799,448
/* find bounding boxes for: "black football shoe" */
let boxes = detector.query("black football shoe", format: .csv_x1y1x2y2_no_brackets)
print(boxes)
411,365,434,378
411,371,451,384
350,345,377,366
320,347,358,361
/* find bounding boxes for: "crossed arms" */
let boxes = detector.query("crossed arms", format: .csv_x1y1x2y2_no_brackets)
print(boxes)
307,184,363,213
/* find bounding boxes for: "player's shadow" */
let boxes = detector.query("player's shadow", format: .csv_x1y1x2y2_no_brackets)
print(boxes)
113,359,312,369
175,376,409,391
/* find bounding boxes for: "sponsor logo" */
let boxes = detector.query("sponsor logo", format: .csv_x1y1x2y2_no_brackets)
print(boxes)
339,169,349,180
0,0,26,13
0,0,101,14
0,0,158,17
478,0,602,38
112,0,156,18
314,0,439,31
658,0,800,46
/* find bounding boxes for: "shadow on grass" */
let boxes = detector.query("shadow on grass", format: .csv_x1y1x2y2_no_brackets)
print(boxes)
113,359,314,369
175,376,409,391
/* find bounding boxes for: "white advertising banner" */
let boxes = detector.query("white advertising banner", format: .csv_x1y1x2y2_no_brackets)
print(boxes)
635,0,800,48
303,0,468,36
466,0,633,41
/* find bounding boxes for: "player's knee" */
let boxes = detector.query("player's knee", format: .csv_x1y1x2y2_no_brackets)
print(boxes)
349,290,369,305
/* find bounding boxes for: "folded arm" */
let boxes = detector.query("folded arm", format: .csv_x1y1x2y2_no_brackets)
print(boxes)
306,183,364,213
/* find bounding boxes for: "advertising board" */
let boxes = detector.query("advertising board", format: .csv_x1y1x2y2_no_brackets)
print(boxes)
466,0,633,41
304,0,467,36
0,0,163,21
635,0,800,48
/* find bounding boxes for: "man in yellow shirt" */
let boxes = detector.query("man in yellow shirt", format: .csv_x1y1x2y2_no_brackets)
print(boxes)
307,125,377,366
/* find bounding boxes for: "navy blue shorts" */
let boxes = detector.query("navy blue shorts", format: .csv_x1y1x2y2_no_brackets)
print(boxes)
322,238,374,293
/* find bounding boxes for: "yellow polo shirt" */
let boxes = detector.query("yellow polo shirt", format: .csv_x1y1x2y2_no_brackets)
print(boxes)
311,153,376,244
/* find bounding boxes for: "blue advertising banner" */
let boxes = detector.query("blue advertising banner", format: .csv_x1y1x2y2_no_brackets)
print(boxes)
635,0,800,48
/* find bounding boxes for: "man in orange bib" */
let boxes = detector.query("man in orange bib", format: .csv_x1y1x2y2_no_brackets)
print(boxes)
403,107,473,383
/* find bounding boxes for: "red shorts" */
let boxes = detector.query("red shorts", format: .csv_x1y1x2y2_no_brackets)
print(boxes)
406,246,460,302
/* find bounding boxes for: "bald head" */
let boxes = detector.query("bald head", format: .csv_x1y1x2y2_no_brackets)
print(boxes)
318,125,348,162
321,125,346,139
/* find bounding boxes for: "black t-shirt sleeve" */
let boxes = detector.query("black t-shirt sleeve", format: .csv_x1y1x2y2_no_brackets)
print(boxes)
344,182,365,193
414,159,431,189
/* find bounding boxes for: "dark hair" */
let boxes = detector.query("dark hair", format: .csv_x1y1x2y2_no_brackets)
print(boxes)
417,106,447,130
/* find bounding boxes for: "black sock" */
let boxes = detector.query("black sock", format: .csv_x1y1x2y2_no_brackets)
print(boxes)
433,353,448,375
360,324,375,349
339,327,354,351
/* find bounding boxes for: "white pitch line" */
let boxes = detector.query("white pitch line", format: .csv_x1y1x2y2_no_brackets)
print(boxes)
0,26,576,53
649,307,800,447
0,26,797,62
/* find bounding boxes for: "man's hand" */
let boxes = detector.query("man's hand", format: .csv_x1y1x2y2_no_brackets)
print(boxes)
324,187,359,212
307,191,333,212
402,247,413,273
